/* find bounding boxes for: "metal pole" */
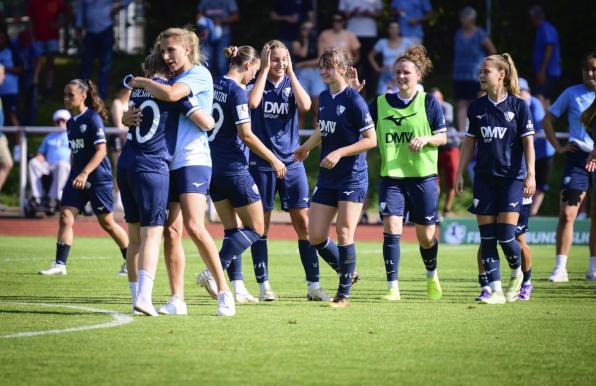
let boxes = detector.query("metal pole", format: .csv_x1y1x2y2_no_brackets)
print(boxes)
18,128,27,216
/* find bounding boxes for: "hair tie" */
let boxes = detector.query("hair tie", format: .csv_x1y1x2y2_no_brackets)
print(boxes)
231,46,239,57
122,74,134,90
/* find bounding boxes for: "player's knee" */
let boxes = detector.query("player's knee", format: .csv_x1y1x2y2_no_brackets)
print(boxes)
336,227,353,245
59,211,74,228
163,223,182,244
97,217,113,232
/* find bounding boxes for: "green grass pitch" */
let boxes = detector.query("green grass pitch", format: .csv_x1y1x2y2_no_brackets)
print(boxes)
1,235,594,385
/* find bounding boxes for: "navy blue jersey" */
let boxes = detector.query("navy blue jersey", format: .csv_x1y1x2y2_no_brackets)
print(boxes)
317,87,374,188
66,108,112,185
120,77,199,174
465,94,534,180
368,92,446,133
209,76,251,176
249,75,300,170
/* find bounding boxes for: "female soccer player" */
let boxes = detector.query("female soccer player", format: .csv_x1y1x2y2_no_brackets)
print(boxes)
475,196,534,302
370,45,446,301
39,79,129,276
229,40,329,302
126,27,234,316
543,53,596,282
583,97,596,281
197,45,287,302
119,53,216,315
294,47,376,308
455,53,536,304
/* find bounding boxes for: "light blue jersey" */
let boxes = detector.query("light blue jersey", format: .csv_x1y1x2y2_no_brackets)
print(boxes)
170,65,214,170
549,84,595,152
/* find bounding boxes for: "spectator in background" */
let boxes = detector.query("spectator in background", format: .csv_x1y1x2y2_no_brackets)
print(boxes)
517,78,554,216
26,0,71,99
293,20,325,129
28,109,71,215
0,65,10,211
197,0,239,77
339,0,382,98
529,5,561,107
14,29,41,125
430,88,459,218
390,0,432,45
453,6,496,132
270,0,306,49
0,27,23,128
0,27,23,163
368,21,411,95
318,13,360,64
76,0,133,99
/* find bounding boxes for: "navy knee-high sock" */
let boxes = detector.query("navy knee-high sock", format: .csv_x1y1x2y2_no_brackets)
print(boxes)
478,272,490,288
419,239,438,272
223,229,244,281
55,242,71,265
479,223,500,282
251,236,268,283
337,244,356,297
220,227,261,271
298,239,320,282
383,233,401,281
313,238,340,273
497,223,521,269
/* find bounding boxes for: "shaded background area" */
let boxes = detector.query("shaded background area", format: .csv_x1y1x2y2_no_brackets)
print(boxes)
0,0,594,216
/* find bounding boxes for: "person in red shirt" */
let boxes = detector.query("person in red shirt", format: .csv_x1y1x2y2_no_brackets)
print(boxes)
26,0,71,98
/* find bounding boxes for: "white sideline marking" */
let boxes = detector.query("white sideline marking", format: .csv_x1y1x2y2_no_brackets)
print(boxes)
0,302,134,339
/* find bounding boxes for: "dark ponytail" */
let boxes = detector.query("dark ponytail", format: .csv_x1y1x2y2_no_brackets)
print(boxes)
68,79,108,122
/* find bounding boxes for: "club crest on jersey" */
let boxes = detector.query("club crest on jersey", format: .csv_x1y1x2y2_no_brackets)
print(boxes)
283,87,291,98
504,111,515,122
80,124,87,133
336,105,346,116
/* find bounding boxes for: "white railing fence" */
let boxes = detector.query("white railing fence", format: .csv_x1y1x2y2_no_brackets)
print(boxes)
2,126,571,217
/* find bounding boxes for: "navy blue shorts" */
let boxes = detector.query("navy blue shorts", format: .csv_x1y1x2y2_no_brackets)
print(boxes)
118,167,169,226
469,173,523,216
210,172,261,208
250,165,310,211
453,80,481,100
169,165,211,202
515,202,531,236
61,180,113,215
311,185,367,207
561,150,591,192
378,176,439,224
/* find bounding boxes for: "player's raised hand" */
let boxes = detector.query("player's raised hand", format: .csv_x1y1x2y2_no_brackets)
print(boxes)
346,67,366,93
285,48,294,75
260,43,271,70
